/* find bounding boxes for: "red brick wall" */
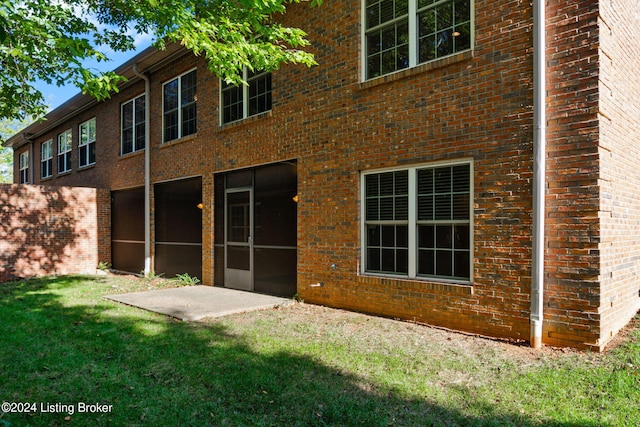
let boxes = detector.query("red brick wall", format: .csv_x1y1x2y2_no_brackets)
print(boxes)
544,0,602,348
597,0,640,346
0,184,110,282
10,0,640,348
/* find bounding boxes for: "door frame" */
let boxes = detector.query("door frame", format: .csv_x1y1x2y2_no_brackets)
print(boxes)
224,187,253,291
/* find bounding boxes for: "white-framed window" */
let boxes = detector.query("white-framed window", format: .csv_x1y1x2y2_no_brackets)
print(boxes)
40,140,53,179
78,118,96,167
121,94,146,155
361,160,473,282
363,0,473,80
19,151,29,184
57,129,72,174
221,69,272,124
163,69,197,142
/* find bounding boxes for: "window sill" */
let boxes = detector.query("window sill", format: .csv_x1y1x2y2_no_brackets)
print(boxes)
119,149,145,160
359,50,474,91
161,133,197,148
57,170,72,177
218,110,272,131
358,273,473,295
78,163,95,172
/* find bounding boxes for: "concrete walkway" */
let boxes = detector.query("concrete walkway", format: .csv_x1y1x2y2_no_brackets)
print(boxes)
105,285,293,321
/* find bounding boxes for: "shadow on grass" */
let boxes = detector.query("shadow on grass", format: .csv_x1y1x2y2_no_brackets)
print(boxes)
0,276,602,426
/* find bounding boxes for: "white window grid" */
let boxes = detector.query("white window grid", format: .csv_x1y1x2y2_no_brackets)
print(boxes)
361,159,474,283
79,118,96,167
41,140,53,179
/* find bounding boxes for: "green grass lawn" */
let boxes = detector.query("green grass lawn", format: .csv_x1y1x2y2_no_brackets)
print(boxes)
1,275,639,426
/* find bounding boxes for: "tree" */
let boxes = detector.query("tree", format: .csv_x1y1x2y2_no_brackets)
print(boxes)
0,0,320,123
0,118,29,182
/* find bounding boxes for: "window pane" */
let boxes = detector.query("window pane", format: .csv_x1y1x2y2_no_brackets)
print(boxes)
135,123,146,150
122,129,133,154
418,249,435,275
182,103,197,136
366,198,379,221
181,71,196,106
382,225,395,247
418,195,434,220
248,73,272,116
89,142,96,164
436,3,453,32
164,79,178,111
367,248,381,271
418,0,471,65
418,224,434,248
79,145,88,167
419,33,437,63
452,193,469,220
436,250,452,276
135,96,145,124
396,248,408,273
435,167,452,192
122,101,133,130
454,224,470,249
455,22,471,51
454,251,470,278
396,225,408,248
367,225,381,246
381,248,396,271
434,194,452,219
223,85,243,124
379,197,394,220
164,111,178,142
379,172,394,195
435,225,453,248
366,174,379,197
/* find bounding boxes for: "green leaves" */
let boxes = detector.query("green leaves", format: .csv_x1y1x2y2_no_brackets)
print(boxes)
0,0,322,121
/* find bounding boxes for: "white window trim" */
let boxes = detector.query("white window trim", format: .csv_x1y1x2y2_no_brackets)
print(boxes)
41,140,53,179
219,68,272,125
78,118,96,168
162,67,197,143
360,159,474,284
121,93,146,155
57,129,72,174
360,0,475,81
19,151,29,184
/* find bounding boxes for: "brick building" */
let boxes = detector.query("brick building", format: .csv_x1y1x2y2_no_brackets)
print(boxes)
4,0,640,350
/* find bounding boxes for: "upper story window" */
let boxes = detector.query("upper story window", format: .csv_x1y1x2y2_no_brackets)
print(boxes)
362,160,472,282
221,69,272,125
122,94,146,155
364,0,472,80
58,129,72,174
40,140,53,179
163,69,197,142
19,151,29,184
79,118,96,168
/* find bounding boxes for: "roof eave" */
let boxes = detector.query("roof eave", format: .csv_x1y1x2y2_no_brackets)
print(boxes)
3,43,187,150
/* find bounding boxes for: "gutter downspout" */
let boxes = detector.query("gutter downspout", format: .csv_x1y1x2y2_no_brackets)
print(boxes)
531,0,546,349
132,63,152,276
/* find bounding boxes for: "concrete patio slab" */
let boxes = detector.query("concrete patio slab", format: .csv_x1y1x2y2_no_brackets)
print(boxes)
105,285,293,321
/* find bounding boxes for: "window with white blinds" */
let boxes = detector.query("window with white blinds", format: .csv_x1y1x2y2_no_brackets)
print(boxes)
363,161,472,281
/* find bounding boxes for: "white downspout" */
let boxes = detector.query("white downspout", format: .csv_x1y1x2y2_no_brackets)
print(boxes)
132,63,152,276
531,0,546,349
